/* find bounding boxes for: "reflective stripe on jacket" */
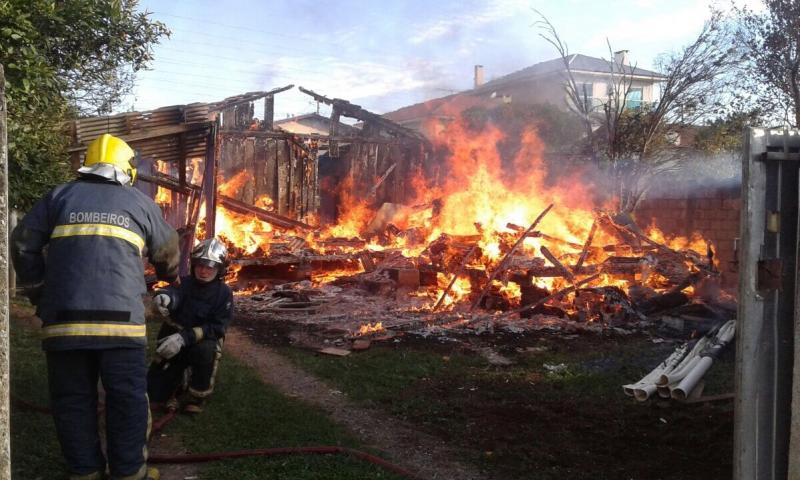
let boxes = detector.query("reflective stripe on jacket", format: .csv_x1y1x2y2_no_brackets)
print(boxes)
11,177,179,350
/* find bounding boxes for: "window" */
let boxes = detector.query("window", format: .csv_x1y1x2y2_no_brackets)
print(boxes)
626,87,643,109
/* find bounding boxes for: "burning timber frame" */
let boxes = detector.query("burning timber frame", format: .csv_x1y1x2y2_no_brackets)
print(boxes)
68,86,430,273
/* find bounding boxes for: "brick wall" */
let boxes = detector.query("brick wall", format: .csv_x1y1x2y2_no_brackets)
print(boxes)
634,185,740,286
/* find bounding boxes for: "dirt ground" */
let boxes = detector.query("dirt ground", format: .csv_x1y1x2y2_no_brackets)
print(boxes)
225,328,491,480
231,311,735,480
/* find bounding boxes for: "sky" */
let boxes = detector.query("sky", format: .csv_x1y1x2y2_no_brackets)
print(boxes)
127,0,758,120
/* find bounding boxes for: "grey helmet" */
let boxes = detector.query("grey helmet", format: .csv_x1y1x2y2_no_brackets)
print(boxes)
191,238,228,277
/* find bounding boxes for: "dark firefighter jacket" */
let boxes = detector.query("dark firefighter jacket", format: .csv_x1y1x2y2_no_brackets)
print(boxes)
158,275,233,345
10,177,179,350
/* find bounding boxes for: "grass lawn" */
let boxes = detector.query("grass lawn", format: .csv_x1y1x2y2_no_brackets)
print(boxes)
10,303,405,480
278,332,736,480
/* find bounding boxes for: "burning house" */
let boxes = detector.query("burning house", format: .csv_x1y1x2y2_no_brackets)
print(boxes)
68,85,737,374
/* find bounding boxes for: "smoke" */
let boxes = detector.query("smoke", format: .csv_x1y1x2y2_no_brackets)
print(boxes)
642,153,741,199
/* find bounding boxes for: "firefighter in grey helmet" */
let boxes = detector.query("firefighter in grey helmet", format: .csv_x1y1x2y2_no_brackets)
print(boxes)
147,238,234,413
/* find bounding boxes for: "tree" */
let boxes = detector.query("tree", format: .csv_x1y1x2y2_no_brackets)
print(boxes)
694,108,764,156
733,0,800,127
460,102,585,152
0,0,168,209
535,11,738,212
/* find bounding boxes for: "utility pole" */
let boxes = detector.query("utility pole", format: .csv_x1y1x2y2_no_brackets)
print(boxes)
0,63,11,480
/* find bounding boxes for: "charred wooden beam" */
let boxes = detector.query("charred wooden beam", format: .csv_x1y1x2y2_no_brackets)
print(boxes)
221,129,401,144
329,106,340,157
219,195,313,231
368,163,397,197
359,252,376,273
204,123,219,238
138,172,199,195
540,246,575,283
138,171,313,231
232,253,360,266
263,95,274,130
506,223,585,250
434,243,480,311
511,273,602,316
636,291,690,315
298,86,428,142
207,85,294,112
574,220,597,273
318,238,366,249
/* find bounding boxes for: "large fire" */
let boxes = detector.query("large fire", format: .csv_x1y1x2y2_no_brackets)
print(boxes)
203,115,714,314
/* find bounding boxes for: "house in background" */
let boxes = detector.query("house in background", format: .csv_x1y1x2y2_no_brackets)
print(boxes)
274,112,360,136
383,50,667,138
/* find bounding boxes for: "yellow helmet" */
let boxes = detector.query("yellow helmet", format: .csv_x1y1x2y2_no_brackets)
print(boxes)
80,134,138,185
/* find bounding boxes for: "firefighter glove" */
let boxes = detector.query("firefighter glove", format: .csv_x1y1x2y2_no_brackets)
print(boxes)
156,333,184,359
153,293,171,316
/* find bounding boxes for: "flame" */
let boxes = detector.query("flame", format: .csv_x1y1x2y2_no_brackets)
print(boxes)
646,225,713,260
189,158,204,185
193,110,715,315
356,322,384,336
154,160,172,206
435,272,472,309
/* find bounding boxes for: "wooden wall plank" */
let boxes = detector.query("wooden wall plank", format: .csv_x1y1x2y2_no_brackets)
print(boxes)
243,138,255,204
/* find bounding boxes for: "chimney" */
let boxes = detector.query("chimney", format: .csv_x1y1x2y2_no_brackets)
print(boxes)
614,50,629,66
474,65,484,88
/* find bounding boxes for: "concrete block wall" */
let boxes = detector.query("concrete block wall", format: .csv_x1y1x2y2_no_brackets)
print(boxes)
634,185,740,287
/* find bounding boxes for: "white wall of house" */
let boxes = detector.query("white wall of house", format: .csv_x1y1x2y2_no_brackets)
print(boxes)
566,72,660,111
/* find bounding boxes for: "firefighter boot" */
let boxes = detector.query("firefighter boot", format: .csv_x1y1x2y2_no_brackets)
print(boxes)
183,396,205,414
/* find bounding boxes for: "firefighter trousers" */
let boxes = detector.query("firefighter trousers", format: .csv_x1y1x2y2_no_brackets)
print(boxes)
147,338,222,403
46,348,150,479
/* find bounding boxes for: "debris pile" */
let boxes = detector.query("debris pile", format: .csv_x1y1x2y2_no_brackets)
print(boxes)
228,202,736,345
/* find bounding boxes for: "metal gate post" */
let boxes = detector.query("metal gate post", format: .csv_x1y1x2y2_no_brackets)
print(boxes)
735,128,800,480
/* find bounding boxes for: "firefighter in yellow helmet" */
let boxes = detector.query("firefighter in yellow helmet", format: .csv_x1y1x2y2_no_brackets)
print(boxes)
11,133,178,480
79,133,139,185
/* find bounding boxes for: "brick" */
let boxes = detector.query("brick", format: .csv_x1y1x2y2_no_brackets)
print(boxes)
393,268,420,288
724,220,740,231
722,198,741,209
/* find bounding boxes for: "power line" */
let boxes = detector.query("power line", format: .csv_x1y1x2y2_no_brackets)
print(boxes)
153,12,409,60
166,25,403,61
155,12,323,43
164,40,416,73
154,44,412,78
138,77,260,92
140,68,261,85
155,47,344,77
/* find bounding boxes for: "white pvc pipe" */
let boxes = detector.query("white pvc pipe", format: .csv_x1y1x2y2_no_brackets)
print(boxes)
659,355,702,386
657,382,678,398
671,321,736,401
672,356,714,400
634,384,659,402
623,342,690,397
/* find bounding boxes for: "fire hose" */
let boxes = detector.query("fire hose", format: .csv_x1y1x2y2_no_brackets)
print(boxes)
13,398,423,480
